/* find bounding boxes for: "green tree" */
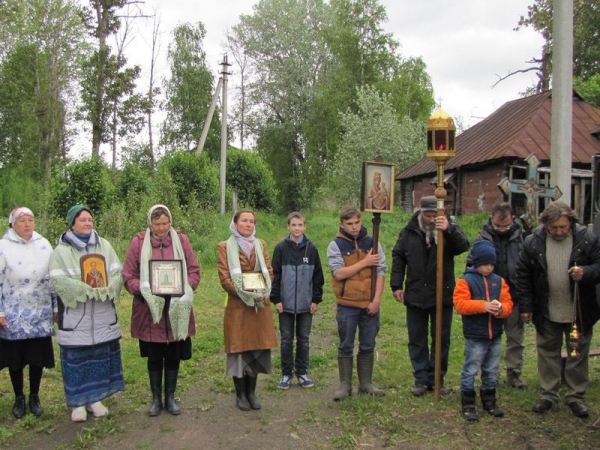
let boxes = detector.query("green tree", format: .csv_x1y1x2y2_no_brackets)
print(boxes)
161,22,221,156
79,0,146,158
515,0,600,93
575,73,600,107
232,0,331,209
331,85,426,205
231,0,434,210
0,0,88,183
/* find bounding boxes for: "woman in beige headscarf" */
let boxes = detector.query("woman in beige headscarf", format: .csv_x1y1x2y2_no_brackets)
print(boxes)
217,209,278,411
123,205,200,416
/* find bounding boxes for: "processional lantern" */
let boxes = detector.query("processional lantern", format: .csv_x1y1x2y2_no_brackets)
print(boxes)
425,107,457,402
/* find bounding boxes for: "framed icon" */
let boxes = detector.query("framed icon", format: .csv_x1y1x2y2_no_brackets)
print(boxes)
149,260,184,296
361,161,395,213
242,272,267,291
80,253,108,288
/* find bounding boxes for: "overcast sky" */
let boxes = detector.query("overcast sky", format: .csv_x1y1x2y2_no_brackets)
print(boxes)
110,0,544,155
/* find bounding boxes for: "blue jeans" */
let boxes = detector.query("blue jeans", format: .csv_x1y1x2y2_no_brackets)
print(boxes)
406,304,453,386
460,337,502,391
279,312,313,376
336,305,380,358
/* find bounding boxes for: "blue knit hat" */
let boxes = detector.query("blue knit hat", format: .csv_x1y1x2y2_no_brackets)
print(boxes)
471,240,497,267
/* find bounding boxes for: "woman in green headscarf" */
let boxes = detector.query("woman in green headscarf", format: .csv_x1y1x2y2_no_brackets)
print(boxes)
49,205,124,423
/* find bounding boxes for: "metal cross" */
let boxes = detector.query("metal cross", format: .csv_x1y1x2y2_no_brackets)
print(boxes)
498,153,562,228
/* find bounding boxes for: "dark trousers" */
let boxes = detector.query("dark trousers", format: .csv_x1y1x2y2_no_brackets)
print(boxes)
279,312,313,377
406,304,453,386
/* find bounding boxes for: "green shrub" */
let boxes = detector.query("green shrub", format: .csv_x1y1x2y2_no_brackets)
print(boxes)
226,149,278,212
50,157,115,217
157,151,219,210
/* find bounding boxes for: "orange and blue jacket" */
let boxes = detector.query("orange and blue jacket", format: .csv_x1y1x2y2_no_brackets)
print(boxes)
453,268,513,340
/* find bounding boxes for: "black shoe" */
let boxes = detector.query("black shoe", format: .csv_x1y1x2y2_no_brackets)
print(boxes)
568,401,589,418
29,394,43,417
411,384,429,396
532,399,553,414
12,395,26,419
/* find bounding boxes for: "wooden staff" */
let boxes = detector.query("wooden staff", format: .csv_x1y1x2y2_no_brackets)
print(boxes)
371,213,381,300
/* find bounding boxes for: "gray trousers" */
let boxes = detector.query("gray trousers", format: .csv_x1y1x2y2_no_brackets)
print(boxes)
536,318,592,404
504,304,525,372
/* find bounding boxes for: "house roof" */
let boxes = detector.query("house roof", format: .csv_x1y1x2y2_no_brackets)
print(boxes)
397,90,600,179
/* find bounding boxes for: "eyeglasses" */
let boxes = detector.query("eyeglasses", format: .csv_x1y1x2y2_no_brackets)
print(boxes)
491,223,512,232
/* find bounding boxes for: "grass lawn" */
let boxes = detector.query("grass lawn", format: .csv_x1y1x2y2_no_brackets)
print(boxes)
1,209,600,449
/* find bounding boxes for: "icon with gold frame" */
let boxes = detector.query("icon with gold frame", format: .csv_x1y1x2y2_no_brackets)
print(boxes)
361,161,395,213
80,254,108,288
242,272,267,291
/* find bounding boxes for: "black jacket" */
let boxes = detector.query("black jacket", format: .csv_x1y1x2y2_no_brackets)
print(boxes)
515,223,600,335
467,220,524,298
271,235,324,314
390,211,470,309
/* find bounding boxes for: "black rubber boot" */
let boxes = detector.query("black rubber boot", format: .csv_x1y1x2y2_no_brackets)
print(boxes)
333,357,353,401
164,370,181,415
480,388,504,417
461,390,479,422
29,394,43,417
148,371,163,417
233,377,251,411
357,353,385,397
12,395,26,419
245,375,261,410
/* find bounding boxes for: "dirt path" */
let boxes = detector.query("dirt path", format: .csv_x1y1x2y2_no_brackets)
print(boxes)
22,369,362,450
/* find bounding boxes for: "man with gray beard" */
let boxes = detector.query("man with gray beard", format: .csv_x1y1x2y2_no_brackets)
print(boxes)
391,196,469,396
516,201,600,418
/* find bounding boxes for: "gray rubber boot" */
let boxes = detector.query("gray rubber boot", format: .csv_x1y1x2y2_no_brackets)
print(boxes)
333,357,353,401
357,353,385,397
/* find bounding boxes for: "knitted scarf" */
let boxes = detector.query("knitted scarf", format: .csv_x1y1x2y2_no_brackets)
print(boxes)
139,228,193,340
226,235,271,308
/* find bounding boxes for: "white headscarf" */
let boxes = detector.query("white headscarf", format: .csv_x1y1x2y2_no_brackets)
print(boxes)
8,207,34,227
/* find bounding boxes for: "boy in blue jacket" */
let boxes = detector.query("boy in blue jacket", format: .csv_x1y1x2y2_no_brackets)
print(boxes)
271,212,324,389
454,240,513,421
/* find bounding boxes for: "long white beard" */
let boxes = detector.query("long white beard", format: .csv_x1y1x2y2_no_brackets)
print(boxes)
418,214,437,247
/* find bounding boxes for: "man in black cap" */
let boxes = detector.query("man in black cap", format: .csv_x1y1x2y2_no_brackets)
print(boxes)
390,195,469,395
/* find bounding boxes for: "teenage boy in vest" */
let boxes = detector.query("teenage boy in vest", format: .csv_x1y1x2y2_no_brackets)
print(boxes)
271,212,324,389
454,240,513,421
327,207,386,401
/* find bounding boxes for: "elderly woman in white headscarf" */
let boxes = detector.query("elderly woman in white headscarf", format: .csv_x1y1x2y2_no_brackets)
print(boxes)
0,207,56,419
123,205,201,416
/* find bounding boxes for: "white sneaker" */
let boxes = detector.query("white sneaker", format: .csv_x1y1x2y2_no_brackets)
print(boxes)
86,401,108,417
71,406,87,422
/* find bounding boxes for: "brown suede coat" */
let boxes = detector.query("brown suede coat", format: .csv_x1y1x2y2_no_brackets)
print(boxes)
217,239,278,354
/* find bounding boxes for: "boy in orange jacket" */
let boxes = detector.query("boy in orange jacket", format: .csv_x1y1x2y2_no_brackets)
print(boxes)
454,240,513,421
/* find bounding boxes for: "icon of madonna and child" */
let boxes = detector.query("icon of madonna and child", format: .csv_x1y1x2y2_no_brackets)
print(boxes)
363,164,394,212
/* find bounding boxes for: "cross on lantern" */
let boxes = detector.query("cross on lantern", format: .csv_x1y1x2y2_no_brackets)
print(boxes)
497,153,562,228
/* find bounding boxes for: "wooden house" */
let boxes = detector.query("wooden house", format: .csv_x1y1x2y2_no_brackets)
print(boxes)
396,90,600,222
